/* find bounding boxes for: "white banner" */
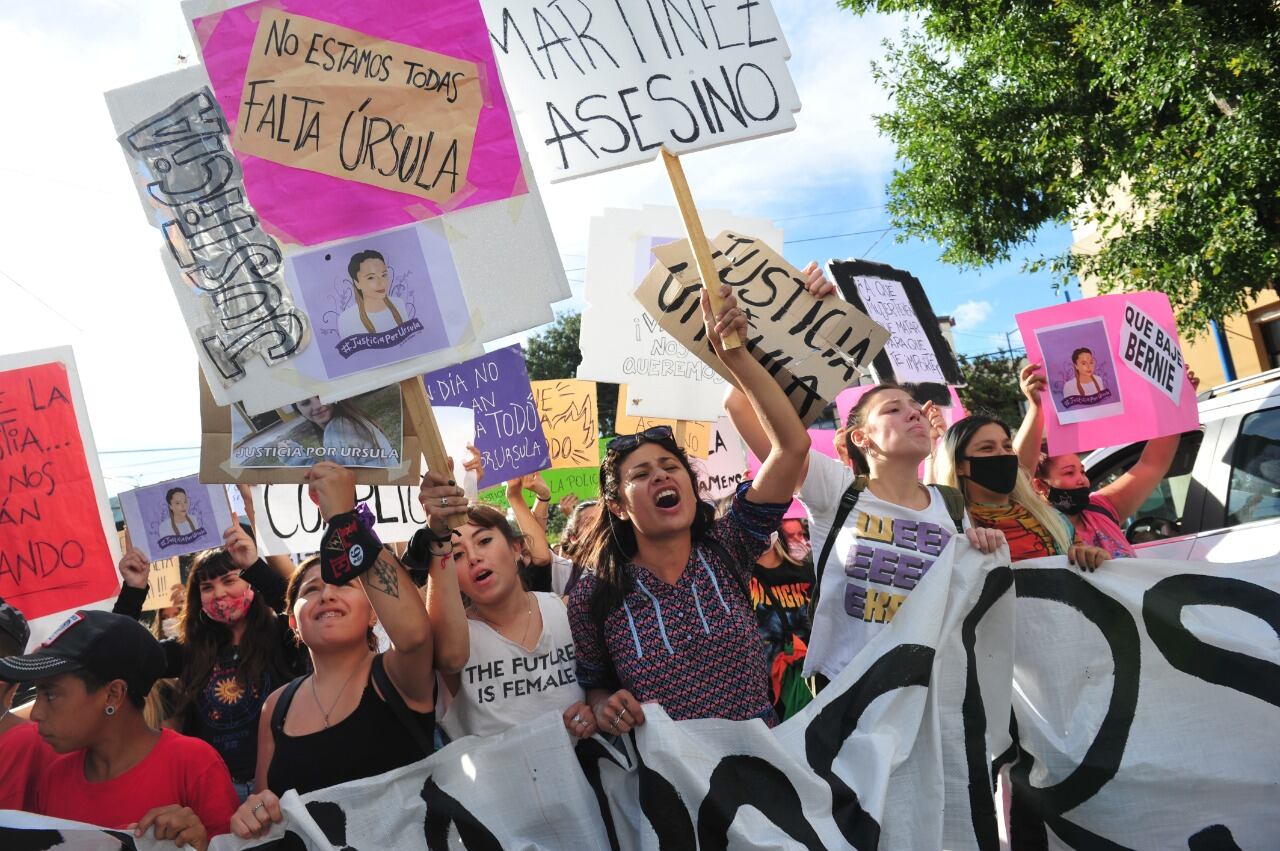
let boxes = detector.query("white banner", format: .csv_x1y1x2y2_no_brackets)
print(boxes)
5,548,1278,849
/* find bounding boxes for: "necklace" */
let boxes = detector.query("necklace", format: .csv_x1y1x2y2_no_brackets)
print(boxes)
309,664,361,728
476,592,535,648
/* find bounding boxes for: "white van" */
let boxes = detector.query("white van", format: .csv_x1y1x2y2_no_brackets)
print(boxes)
1082,368,1280,562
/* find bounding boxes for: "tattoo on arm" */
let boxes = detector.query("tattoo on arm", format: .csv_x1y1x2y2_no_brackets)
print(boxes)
368,553,401,599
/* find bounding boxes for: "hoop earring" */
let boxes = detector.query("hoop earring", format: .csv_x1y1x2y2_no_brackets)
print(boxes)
104,705,116,717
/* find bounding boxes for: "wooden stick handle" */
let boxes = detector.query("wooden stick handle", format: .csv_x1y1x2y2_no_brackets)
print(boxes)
400,377,467,530
661,149,742,351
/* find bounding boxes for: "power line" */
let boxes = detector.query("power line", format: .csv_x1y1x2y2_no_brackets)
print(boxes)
788,226,897,246
775,204,887,223
0,266,84,332
99,446,200,455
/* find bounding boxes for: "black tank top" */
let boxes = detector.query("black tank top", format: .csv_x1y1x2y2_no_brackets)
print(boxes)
267,655,435,796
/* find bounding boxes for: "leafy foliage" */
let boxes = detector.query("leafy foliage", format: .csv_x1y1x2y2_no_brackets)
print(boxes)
842,0,1280,332
957,352,1024,428
522,311,619,436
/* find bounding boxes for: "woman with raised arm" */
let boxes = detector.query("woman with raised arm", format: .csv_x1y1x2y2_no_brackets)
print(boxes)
558,283,808,731
230,462,435,839
724,263,1005,687
114,519,303,801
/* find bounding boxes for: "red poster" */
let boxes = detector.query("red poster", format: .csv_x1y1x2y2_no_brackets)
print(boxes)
0,361,118,620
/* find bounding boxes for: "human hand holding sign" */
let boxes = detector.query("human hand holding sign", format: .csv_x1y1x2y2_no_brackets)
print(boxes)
1020,362,1047,407
223,513,258,569
799,260,836,299
132,804,210,850
419,466,468,537
304,462,357,523
118,548,150,590
231,790,283,839
700,283,750,361
592,688,645,735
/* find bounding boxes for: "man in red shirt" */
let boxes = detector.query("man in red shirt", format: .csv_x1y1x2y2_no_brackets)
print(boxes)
0,610,238,849
0,598,57,810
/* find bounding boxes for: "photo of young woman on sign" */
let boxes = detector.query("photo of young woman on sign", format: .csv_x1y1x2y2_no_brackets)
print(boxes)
231,386,403,469
1034,317,1125,425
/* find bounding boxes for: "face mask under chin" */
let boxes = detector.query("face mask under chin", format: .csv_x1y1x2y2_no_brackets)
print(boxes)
1047,485,1093,515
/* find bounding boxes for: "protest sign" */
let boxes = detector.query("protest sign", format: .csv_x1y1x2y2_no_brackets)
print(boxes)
0,348,120,638
578,206,783,421
119,475,235,562
187,0,525,245
202,375,421,486
531,379,598,468
421,345,550,488
829,259,963,385
615,386,712,458
690,416,748,501
636,232,888,425
476,0,800,180
118,532,183,613
106,65,569,416
835,382,966,428
1016,293,1197,455
253,483,427,555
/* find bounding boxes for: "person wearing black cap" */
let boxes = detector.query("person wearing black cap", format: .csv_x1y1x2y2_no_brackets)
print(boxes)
0,609,238,848
0,597,56,810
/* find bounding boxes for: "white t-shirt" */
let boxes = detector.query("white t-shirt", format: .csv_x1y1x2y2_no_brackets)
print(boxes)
440,593,583,740
549,553,574,596
338,296,408,338
801,451,965,680
1063,376,1106,398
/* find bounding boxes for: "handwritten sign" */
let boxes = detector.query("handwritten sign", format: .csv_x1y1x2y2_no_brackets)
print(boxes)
234,9,481,204
615,386,711,458
578,206,783,421
189,0,525,245
531,380,598,468
829,259,962,385
0,350,119,624
253,483,429,555
478,0,800,179
636,233,888,425
119,475,235,562
421,345,550,487
692,417,748,501
1016,293,1198,455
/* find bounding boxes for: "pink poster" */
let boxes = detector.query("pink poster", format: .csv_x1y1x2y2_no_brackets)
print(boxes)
192,0,525,246
748,430,841,520
1016,293,1198,455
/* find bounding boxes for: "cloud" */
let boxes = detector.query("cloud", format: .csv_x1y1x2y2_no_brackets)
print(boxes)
952,300,993,330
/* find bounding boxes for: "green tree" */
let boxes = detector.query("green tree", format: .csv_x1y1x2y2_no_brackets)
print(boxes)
956,352,1025,428
843,0,1279,333
522,311,619,436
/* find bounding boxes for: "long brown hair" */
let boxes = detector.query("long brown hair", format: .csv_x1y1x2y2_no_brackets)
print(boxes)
578,433,715,627
174,549,294,719
348,250,404,333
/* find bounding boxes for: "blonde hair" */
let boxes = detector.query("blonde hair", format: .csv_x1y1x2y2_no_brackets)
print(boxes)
932,416,1073,553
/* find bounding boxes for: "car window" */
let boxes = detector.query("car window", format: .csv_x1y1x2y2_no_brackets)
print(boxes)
1226,409,1280,526
1090,431,1203,527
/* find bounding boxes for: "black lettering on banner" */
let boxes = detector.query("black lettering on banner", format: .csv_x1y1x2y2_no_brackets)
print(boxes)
1142,574,1280,709
696,754,825,850
575,737,629,851
805,643,935,849
421,775,503,851
629,733,698,848
1009,568,1140,847
1187,825,1242,850
304,801,357,851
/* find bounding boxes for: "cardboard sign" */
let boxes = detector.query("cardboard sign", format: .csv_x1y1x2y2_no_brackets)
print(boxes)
614,385,712,458
691,417,748,501
1016,293,1198,455
119,475,235,562
118,532,184,614
188,0,525,245
0,349,120,627
477,0,800,180
421,345,551,488
636,232,888,425
829,259,963,385
577,206,782,421
106,65,569,416
531,379,598,468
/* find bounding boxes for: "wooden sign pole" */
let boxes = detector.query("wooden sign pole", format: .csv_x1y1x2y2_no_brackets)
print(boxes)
399,377,468,530
661,149,743,351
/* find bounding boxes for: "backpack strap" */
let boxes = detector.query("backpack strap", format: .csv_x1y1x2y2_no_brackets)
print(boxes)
1079,499,1121,525
808,476,867,621
269,674,308,738
369,653,435,757
929,484,968,533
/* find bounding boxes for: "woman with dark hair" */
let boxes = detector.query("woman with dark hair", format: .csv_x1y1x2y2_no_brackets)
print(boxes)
231,462,434,839
115,518,303,801
1062,348,1106,399
417,500,595,740
337,250,408,338
163,488,198,537
280,396,399,468
551,283,808,730
723,265,1005,687
932,415,1107,569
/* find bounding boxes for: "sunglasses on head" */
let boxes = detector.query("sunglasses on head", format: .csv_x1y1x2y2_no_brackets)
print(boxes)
607,425,674,454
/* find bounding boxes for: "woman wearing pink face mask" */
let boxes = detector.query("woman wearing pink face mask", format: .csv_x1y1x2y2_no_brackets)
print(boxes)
115,518,304,802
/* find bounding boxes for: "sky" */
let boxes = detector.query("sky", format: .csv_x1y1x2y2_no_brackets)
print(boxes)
0,0,1076,494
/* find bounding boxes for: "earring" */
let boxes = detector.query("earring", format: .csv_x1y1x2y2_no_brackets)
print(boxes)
104,705,116,717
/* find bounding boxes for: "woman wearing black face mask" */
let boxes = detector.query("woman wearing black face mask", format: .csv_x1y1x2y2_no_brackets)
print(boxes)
933,416,1109,570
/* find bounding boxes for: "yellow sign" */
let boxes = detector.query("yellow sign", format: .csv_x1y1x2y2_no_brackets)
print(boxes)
615,385,712,458
238,9,482,203
531,379,598,469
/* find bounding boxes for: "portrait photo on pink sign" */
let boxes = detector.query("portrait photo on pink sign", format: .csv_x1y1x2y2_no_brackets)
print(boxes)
1034,317,1126,425
285,224,469,381
190,0,525,246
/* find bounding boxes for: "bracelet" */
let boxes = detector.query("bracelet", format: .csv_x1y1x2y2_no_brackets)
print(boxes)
320,510,383,586
535,495,551,503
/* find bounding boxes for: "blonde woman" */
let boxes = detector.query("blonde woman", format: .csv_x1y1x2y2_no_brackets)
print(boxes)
337,250,408,338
